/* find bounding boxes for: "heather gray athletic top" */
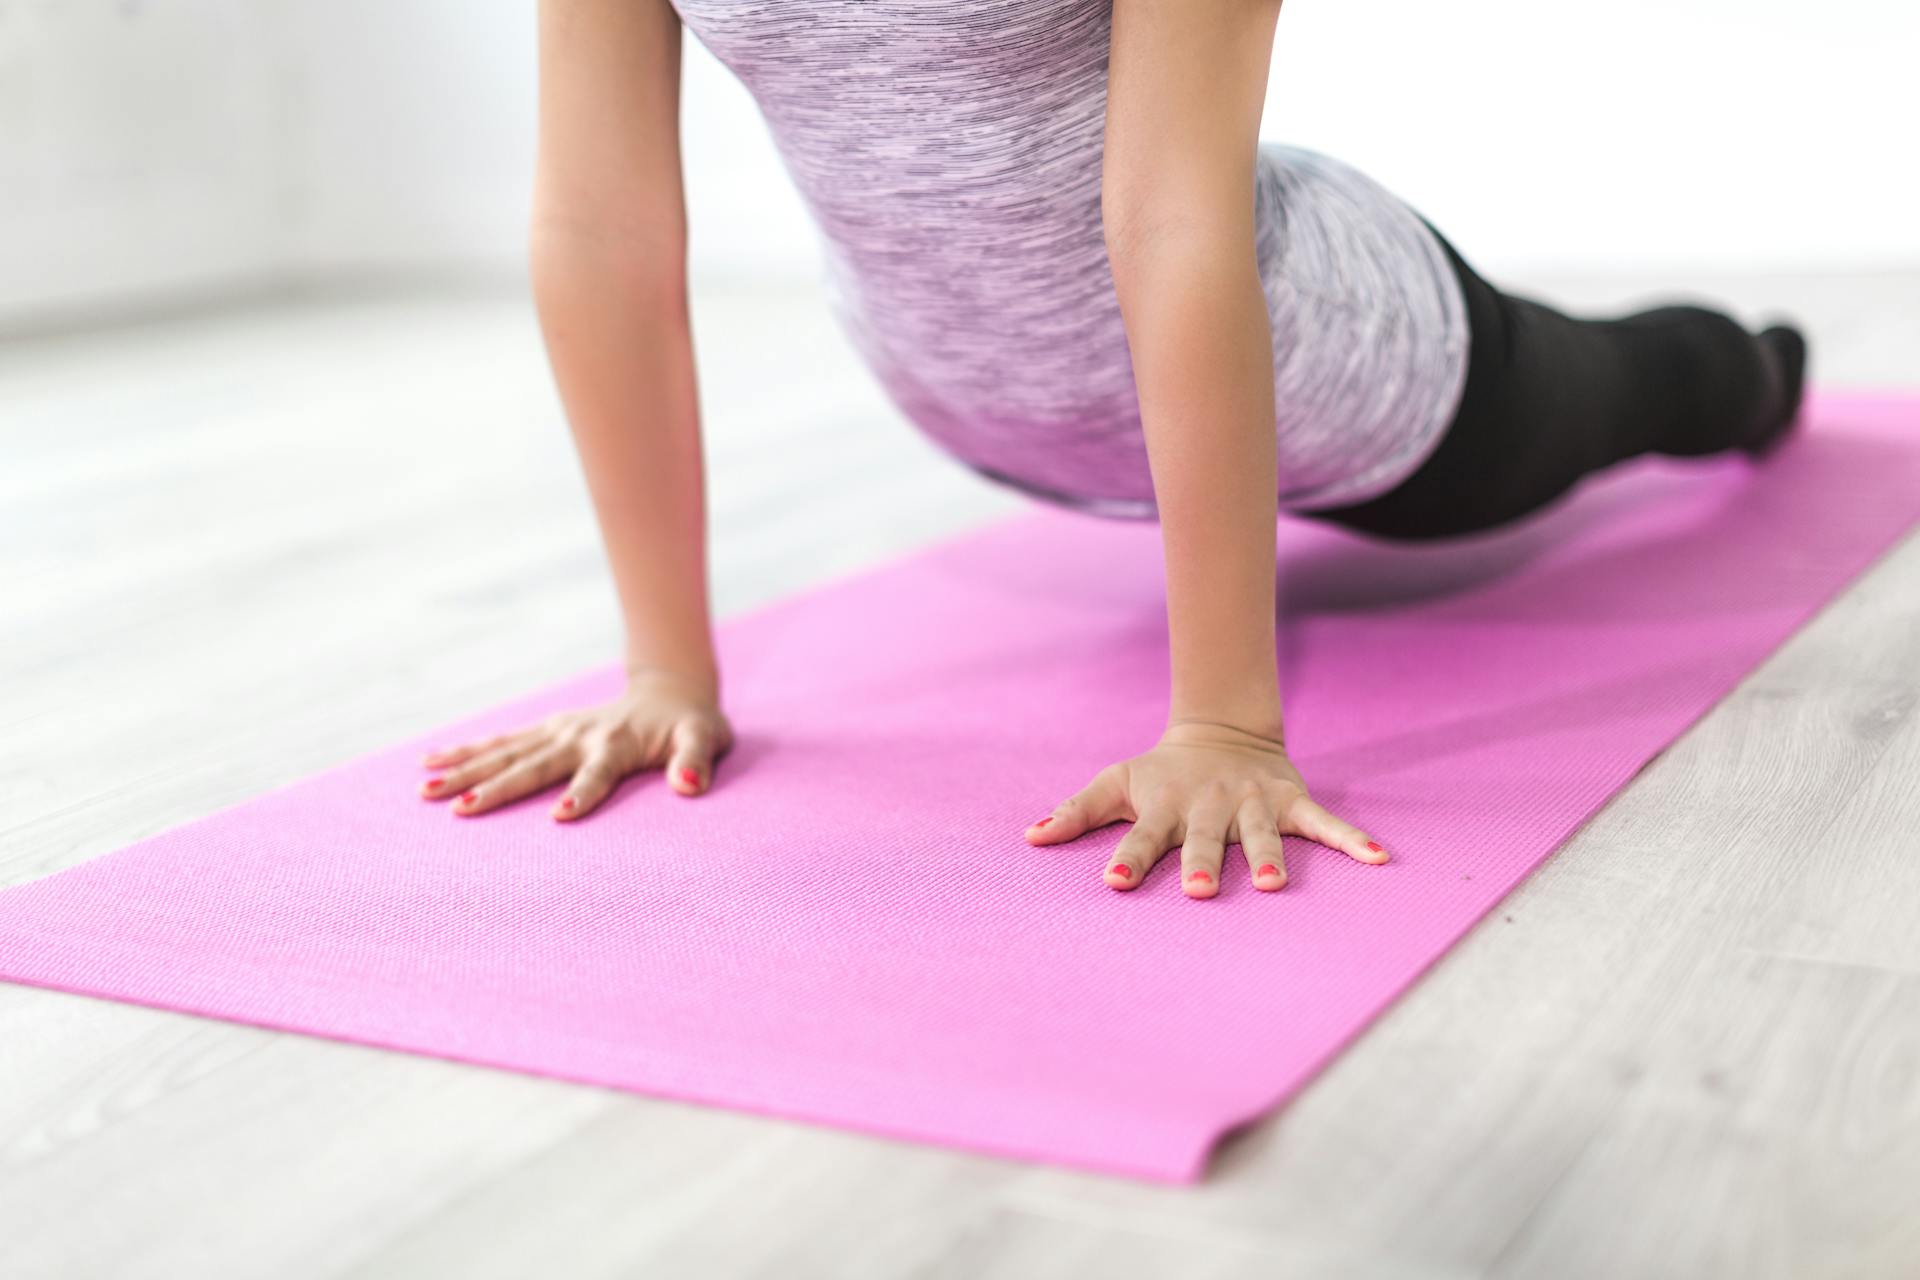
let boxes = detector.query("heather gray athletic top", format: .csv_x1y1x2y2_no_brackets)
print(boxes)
669,0,1471,514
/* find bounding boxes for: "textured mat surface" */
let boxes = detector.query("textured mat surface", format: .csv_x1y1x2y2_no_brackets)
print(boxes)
3,389,1918,1181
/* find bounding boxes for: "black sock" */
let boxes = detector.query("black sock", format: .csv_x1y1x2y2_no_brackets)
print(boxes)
1605,304,1780,460
1745,325,1809,456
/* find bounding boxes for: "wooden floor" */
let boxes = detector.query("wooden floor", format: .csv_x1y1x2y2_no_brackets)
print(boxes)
3,267,1917,1279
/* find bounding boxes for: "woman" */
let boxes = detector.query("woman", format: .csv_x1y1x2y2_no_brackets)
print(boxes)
417,0,1808,898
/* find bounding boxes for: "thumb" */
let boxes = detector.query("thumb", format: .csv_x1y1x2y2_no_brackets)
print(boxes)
1028,765,1131,844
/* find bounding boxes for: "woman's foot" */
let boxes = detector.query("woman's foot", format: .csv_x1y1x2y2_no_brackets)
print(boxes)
1742,322,1810,459
1610,304,1801,461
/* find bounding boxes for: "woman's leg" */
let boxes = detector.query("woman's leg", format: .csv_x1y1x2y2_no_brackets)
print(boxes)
1292,215,1809,542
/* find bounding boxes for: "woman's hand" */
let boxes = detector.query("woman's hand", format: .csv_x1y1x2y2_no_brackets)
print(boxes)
1025,720,1388,897
417,669,733,821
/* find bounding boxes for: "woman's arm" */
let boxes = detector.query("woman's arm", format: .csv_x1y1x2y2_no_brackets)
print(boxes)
1102,0,1286,741
531,0,714,697
415,0,733,819
1028,0,1388,894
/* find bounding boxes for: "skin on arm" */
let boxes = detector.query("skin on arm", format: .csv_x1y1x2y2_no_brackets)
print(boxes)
417,0,733,820
1027,0,1388,895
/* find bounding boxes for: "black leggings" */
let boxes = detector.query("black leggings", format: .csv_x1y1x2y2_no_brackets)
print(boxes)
1291,215,1783,542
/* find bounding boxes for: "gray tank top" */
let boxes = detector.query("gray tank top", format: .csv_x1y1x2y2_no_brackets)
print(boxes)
668,0,1471,514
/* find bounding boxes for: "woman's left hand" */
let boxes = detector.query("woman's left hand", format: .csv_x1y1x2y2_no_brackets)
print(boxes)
1025,720,1389,897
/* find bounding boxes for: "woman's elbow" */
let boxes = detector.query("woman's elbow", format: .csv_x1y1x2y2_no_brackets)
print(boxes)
530,174,687,280
1102,186,1253,282
1104,211,1256,301
529,212,688,306
1104,197,1191,269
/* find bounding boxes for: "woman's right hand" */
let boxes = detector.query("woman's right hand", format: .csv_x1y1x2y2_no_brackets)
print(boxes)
417,669,733,821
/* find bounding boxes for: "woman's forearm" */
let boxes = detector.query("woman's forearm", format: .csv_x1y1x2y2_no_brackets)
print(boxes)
531,227,718,699
1102,0,1287,743
1110,232,1284,741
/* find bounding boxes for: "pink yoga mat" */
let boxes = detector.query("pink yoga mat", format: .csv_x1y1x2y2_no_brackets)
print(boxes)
4,390,1918,1181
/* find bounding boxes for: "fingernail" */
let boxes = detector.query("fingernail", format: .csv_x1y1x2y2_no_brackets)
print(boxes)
1256,863,1281,878
459,791,478,806
678,767,700,787
1187,870,1213,885
1366,840,1384,853
559,796,575,811
422,777,444,793
1033,816,1052,828
1108,864,1132,880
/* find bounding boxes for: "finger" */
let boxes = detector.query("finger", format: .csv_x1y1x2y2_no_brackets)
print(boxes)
665,719,727,796
422,730,531,770
1029,765,1131,844
555,750,626,821
422,744,532,800
455,746,575,817
1178,802,1231,899
1283,793,1389,865
1105,813,1177,891
1236,797,1288,891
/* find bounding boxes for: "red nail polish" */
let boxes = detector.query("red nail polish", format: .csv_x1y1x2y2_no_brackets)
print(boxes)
1033,816,1052,828
1109,864,1132,880
1187,870,1213,885
559,796,575,811
679,768,700,786
1256,863,1281,878
460,791,478,805
1366,840,1384,853
422,777,443,792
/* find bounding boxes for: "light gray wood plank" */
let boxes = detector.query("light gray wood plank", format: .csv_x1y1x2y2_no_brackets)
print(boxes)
1489,960,1919,1280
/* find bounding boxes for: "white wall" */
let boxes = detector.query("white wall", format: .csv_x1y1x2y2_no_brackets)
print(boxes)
275,0,542,278
0,2,290,321
1273,0,1920,275
2,0,1915,328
